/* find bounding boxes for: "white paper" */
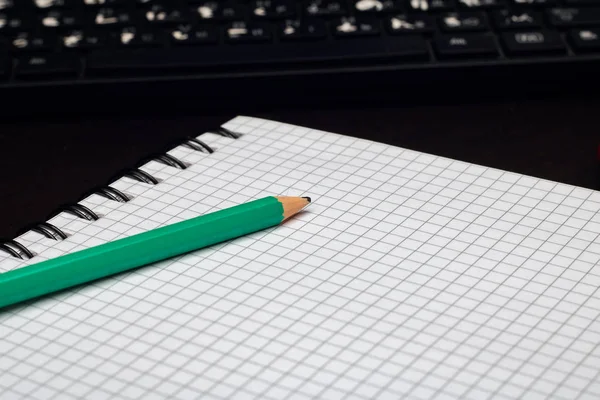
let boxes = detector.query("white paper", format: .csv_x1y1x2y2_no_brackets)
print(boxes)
1,116,599,399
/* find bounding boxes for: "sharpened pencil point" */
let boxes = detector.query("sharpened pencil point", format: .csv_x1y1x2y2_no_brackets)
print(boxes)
277,196,312,220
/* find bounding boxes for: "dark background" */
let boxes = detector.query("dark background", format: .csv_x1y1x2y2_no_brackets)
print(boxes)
1,95,598,241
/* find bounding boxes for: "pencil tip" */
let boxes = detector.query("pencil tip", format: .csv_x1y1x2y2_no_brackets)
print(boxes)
277,196,312,220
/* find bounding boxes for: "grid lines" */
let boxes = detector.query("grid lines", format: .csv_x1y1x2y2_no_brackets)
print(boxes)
1,116,600,399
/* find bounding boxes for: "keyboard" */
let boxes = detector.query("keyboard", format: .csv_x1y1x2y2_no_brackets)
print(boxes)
2,0,600,113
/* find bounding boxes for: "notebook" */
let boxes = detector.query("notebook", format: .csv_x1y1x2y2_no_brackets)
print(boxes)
1,116,599,400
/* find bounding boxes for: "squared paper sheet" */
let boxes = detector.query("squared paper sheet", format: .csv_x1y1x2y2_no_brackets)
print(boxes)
1,116,600,400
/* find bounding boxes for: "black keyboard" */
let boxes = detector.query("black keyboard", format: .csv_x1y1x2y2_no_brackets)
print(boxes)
2,0,600,113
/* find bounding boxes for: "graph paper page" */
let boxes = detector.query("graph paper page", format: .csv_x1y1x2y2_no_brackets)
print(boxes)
1,116,600,400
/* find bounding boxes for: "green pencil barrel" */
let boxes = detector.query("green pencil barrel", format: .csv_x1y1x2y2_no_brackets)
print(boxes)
0,196,284,309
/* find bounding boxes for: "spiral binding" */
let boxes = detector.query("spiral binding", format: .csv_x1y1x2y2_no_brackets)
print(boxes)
123,169,159,185
0,126,240,260
63,204,100,221
183,138,214,154
154,154,188,170
30,222,69,241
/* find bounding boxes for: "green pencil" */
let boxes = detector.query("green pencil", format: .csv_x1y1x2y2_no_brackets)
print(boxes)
0,196,311,310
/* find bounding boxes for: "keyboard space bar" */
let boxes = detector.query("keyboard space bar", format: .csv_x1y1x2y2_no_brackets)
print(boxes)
87,37,429,74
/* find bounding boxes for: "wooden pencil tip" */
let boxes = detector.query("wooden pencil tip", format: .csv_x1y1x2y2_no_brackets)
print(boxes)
276,196,311,221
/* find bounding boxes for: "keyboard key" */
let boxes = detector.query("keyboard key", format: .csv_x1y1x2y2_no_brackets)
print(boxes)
386,14,434,33
0,14,29,32
457,0,505,8
83,0,128,6
501,30,565,55
191,2,246,21
569,28,600,51
512,0,556,6
31,0,75,8
565,0,600,4
88,36,428,74
92,8,133,26
39,10,85,29
225,21,271,43
116,26,165,46
439,12,488,32
548,8,600,27
15,54,79,79
170,24,218,44
305,0,347,17
434,33,498,57
61,30,108,49
354,0,402,12
143,4,188,24
0,0,14,10
333,16,380,37
492,10,541,29
10,32,55,51
251,0,295,18
279,18,327,40
408,0,455,12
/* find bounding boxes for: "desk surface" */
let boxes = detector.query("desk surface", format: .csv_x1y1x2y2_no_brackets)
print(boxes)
1,98,598,240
